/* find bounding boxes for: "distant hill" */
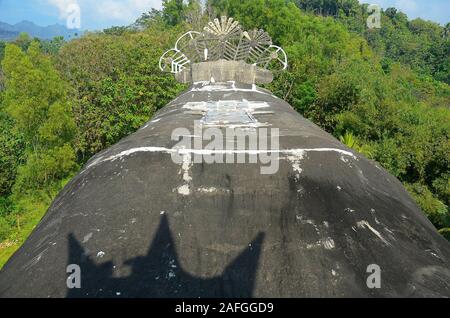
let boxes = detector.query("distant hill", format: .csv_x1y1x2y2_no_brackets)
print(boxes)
0,20,81,41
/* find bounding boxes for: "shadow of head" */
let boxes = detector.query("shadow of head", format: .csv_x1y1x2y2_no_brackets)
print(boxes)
67,214,265,298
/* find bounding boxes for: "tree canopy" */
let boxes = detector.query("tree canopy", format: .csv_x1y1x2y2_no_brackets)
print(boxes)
0,0,449,267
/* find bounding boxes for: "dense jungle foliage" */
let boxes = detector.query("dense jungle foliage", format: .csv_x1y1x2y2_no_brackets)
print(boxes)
0,0,449,267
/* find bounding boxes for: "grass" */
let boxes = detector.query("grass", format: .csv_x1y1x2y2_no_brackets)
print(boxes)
0,177,72,269
0,194,50,268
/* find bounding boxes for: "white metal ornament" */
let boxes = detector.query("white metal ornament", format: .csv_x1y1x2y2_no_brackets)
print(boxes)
159,16,288,75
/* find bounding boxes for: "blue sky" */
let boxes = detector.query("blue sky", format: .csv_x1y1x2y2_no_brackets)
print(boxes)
0,0,448,31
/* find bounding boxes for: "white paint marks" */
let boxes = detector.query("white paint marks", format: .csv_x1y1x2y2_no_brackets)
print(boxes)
306,237,335,250
182,101,208,111
84,147,356,173
370,208,381,225
197,187,217,193
426,249,440,259
190,81,270,95
177,185,190,196
322,238,335,250
82,233,93,243
176,154,193,196
337,186,342,191
140,117,162,130
181,155,193,183
287,150,305,181
357,220,390,246
296,215,322,235
340,155,349,163
168,270,176,279
97,251,106,258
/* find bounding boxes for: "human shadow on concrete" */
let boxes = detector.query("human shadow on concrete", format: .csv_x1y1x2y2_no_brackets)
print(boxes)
66,214,265,298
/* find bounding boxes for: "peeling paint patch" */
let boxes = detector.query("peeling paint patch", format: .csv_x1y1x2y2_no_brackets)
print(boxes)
190,81,271,96
183,100,271,128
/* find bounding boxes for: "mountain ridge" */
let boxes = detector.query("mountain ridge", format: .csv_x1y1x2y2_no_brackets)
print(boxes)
0,20,81,41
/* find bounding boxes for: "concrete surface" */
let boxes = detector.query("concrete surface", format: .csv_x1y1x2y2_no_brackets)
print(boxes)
0,81,449,298
176,60,273,84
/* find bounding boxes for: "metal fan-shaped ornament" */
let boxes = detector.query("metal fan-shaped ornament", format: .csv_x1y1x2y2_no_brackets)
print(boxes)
204,16,241,36
159,16,288,75
159,49,190,73
255,45,288,72
203,17,242,61
175,31,205,63
236,29,273,64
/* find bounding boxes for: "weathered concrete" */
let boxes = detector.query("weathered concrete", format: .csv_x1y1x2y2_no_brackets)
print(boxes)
0,81,449,298
176,60,273,84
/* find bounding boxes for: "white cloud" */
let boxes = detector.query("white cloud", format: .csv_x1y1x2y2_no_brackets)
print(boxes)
47,0,80,19
48,0,161,25
94,0,158,21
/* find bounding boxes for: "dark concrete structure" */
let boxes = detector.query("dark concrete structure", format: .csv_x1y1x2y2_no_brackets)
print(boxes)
0,81,449,298
175,59,274,84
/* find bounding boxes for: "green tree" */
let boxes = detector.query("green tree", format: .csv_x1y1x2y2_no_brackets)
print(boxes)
56,22,185,161
13,32,33,51
2,41,77,192
0,41,5,61
0,111,25,196
162,0,186,26
40,36,66,55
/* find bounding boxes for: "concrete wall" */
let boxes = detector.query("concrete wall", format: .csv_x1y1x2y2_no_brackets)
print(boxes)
176,60,273,84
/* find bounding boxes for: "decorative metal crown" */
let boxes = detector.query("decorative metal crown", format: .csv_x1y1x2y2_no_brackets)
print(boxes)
159,16,288,75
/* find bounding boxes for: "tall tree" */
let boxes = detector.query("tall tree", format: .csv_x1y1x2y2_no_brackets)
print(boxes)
162,0,186,26
2,41,76,191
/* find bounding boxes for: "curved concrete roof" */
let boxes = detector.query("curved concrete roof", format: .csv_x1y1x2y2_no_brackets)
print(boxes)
1,81,449,297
